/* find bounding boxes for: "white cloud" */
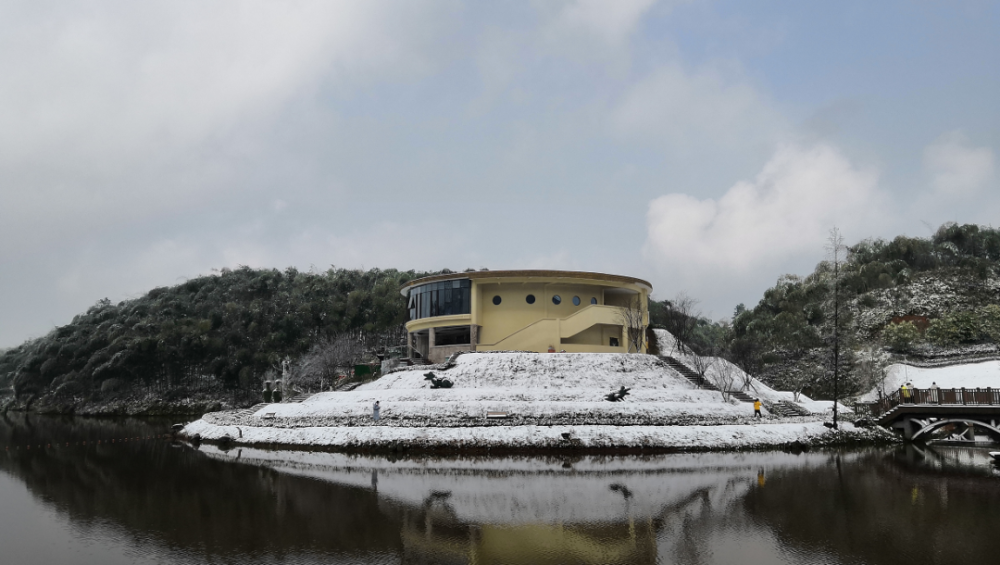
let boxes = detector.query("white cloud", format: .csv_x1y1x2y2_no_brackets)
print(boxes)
923,131,995,196
644,144,883,300
0,0,453,257
610,62,786,155
547,0,660,47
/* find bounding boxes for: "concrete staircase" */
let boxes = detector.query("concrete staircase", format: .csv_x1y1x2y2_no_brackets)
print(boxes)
726,390,756,404
660,356,758,404
777,400,811,417
661,356,720,392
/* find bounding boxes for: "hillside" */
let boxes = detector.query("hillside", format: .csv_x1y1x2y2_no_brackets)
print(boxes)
729,222,1000,399
0,267,434,415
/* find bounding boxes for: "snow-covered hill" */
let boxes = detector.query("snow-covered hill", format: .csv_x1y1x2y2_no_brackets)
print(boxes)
182,333,889,450
204,352,751,428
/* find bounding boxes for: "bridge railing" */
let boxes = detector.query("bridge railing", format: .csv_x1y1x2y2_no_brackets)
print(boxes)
858,387,1000,419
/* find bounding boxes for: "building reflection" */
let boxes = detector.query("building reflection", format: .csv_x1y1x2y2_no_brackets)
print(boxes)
5,414,1000,565
397,501,658,565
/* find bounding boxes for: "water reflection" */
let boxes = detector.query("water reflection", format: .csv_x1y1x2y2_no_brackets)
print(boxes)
1,414,999,565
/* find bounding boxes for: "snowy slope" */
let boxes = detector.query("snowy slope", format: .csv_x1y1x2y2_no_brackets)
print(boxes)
652,329,847,414
860,360,1000,401
182,337,879,449
209,352,754,428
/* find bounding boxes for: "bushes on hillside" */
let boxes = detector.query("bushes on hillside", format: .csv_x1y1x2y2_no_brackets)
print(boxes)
925,305,1000,347
883,321,920,352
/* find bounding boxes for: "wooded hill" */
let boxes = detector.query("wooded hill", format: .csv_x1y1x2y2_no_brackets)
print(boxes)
0,267,434,413
720,222,1000,398
4,222,1000,413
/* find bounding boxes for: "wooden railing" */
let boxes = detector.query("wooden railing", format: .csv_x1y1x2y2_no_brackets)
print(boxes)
856,387,1000,419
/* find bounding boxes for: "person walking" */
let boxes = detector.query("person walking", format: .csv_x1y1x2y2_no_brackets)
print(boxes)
373,400,381,422
901,382,911,404
753,398,763,419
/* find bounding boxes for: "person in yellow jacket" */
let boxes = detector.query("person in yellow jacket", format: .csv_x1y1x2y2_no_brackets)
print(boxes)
753,399,762,419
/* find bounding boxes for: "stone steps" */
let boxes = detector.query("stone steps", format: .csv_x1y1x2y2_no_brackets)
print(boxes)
778,400,812,417
726,390,756,404
660,356,720,391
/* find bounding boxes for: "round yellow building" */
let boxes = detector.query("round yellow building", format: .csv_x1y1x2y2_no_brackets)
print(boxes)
401,270,651,362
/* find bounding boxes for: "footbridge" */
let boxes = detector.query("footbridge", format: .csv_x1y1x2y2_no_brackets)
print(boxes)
857,388,1000,441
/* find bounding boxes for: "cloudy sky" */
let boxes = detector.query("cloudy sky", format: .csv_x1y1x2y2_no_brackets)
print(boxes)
2,0,998,346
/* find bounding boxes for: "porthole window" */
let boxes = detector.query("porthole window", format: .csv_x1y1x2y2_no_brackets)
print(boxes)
552,295,561,305
590,297,598,305
526,294,536,304
572,296,581,306
492,295,502,305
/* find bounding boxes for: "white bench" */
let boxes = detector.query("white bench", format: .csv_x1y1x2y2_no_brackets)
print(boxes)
486,411,509,419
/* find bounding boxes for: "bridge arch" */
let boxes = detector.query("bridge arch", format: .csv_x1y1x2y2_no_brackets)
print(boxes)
910,418,1000,442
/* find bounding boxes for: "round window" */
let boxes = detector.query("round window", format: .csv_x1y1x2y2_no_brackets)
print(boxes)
526,294,536,304
590,297,598,305
552,295,561,305
492,295,502,305
572,296,581,306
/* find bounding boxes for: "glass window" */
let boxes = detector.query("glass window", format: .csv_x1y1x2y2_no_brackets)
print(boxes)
590,297,598,305
572,296,580,306
552,295,561,305
492,295,501,305
407,279,472,320
526,294,536,304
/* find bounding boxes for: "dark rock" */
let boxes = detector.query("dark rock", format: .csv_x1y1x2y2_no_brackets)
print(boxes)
605,386,630,402
423,372,453,389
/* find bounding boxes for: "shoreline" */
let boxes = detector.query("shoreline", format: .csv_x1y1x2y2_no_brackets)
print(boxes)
181,418,900,454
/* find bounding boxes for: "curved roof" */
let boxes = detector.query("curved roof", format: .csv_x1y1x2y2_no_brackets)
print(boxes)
400,270,652,295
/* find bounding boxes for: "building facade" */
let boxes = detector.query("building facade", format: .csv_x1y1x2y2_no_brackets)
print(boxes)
401,270,651,363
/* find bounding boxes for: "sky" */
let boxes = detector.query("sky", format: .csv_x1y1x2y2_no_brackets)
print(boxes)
1,0,998,347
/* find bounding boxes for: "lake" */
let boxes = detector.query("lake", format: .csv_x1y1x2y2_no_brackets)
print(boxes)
1,414,998,565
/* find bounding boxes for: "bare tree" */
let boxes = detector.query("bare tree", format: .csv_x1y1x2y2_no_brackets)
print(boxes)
687,351,717,388
618,294,647,353
293,333,363,392
826,227,846,429
788,362,823,402
855,344,889,400
713,358,740,402
662,293,700,356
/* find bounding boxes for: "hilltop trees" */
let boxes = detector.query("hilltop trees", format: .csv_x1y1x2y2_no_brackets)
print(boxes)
728,222,1000,400
0,267,431,411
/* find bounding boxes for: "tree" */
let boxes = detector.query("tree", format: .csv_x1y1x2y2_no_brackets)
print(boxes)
657,293,700,356
854,344,889,400
288,334,362,393
713,358,741,402
826,227,846,429
618,294,647,353
688,349,717,389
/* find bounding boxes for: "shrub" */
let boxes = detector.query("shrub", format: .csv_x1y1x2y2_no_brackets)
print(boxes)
884,321,920,352
981,304,1000,342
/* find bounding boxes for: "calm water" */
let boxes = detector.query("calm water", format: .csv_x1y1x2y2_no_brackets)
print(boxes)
1,415,999,565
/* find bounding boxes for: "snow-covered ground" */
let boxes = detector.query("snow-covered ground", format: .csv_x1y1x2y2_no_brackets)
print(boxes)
185,418,888,451
859,360,1000,401
654,330,848,415
183,333,879,450
201,352,757,429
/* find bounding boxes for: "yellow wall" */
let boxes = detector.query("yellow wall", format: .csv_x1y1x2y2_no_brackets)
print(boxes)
404,275,648,356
